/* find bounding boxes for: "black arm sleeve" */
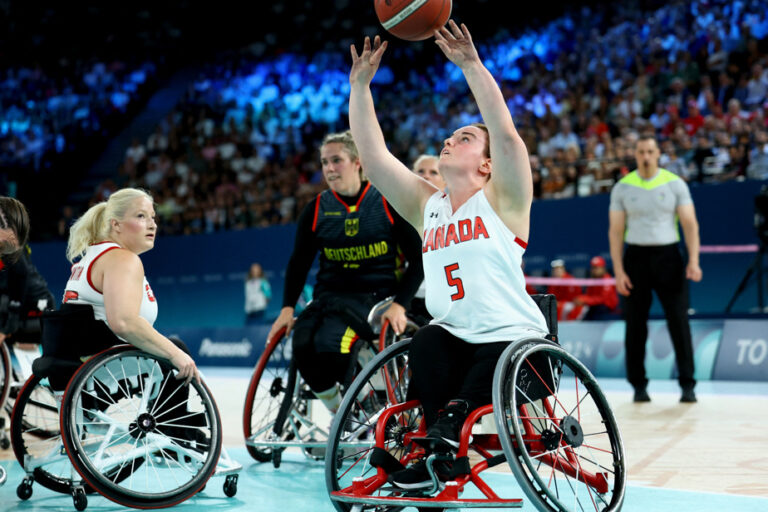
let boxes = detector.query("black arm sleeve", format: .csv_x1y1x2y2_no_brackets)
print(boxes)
282,198,320,309
2,254,30,308
390,209,423,307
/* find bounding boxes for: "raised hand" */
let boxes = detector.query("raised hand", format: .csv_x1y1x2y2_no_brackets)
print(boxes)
434,20,480,69
349,35,388,87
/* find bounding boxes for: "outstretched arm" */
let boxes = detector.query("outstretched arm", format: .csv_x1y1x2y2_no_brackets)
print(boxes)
349,35,437,232
435,21,533,236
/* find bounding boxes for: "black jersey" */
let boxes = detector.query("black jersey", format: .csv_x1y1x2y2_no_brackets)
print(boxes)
282,182,423,309
312,183,399,294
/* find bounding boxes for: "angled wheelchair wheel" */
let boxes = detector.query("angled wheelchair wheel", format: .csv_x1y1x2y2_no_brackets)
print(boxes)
59,345,222,509
326,337,425,512
0,340,11,412
11,374,84,494
242,327,309,464
493,339,626,512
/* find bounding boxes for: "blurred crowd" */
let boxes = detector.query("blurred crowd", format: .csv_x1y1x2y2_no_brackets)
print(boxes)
0,61,157,176
4,1,768,238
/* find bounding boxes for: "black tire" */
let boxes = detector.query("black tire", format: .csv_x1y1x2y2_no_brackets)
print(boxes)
493,339,626,512
73,487,88,511
223,475,238,497
325,338,424,512
60,346,222,509
11,374,88,494
0,341,11,413
242,327,309,463
17,479,33,500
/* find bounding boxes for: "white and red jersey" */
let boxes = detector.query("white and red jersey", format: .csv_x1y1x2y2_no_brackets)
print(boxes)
422,190,548,343
62,242,158,329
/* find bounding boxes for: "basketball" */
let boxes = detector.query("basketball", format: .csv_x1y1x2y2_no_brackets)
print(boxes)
375,0,452,41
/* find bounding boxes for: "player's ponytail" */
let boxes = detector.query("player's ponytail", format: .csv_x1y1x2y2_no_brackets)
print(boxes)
66,188,153,262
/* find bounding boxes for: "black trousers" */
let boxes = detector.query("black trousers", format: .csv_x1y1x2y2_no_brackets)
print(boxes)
408,324,508,427
292,292,381,393
623,244,695,390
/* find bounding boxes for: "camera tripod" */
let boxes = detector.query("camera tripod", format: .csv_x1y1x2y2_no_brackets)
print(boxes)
725,240,767,313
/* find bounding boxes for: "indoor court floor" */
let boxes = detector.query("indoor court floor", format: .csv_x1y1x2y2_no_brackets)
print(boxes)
2,368,767,512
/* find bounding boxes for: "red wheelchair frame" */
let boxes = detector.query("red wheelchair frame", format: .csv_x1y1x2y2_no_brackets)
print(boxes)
326,328,626,512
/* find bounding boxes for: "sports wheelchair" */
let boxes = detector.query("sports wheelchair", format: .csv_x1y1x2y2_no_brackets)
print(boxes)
9,306,241,510
243,296,419,467
1,312,47,451
325,294,626,512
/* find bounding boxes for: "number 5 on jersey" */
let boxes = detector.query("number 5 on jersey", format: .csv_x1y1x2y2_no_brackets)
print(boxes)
444,263,465,301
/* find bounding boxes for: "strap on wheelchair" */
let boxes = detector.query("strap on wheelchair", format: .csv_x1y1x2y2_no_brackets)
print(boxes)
449,456,471,478
485,453,507,469
370,447,406,474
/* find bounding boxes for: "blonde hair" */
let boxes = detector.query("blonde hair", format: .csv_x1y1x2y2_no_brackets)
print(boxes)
412,154,439,173
67,188,153,262
322,130,359,161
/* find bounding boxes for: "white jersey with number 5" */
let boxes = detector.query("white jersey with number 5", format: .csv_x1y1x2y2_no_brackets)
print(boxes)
422,190,548,343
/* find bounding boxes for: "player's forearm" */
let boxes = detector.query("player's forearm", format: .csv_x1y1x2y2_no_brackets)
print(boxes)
461,61,517,135
349,84,390,175
108,315,177,360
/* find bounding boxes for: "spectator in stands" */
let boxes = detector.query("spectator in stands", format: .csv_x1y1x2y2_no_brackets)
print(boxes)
748,129,768,179
67,0,768,241
745,63,768,111
244,262,271,324
560,256,619,321
547,259,581,320
659,139,693,180
550,118,580,153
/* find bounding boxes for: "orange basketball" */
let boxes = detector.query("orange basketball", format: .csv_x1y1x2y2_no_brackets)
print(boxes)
375,0,452,41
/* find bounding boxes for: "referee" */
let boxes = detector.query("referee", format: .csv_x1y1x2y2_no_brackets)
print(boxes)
608,135,703,403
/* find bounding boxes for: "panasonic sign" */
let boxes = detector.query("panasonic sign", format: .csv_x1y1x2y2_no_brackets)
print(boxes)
199,338,253,358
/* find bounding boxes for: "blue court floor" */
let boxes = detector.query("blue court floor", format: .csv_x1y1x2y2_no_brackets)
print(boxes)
2,448,767,512
2,374,767,511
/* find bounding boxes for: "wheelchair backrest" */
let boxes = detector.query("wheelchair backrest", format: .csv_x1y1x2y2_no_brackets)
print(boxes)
530,294,558,339
41,304,121,360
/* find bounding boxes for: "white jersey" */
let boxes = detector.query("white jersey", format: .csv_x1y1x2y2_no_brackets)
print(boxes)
422,190,548,343
63,242,158,329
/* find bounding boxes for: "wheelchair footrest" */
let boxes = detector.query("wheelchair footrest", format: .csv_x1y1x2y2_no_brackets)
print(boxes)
330,491,523,508
411,435,460,454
